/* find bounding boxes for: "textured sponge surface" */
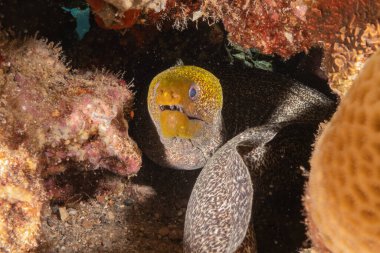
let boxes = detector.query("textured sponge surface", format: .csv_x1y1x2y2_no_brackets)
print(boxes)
0,144,44,253
307,50,380,253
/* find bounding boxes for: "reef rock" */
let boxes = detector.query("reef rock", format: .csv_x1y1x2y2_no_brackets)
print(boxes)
0,144,44,253
203,0,380,96
87,0,201,30
87,0,380,96
0,32,141,252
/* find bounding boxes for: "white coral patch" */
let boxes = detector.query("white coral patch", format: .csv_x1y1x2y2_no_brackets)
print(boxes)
104,0,167,13
290,0,308,22
284,31,293,43
0,157,9,177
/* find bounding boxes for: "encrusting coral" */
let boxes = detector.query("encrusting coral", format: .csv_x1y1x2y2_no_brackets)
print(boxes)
87,0,380,96
86,0,201,30
0,31,141,252
203,0,380,96
324,21,380,96
304,49,380,252
0,145,44,253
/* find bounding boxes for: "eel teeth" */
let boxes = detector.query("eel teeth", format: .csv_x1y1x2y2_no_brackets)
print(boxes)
159,105,183,112
159,104,202,121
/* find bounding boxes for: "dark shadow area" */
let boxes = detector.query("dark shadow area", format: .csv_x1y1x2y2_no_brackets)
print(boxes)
247,123,319,253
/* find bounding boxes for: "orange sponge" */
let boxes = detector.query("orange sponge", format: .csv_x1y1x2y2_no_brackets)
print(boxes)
305,49,380,252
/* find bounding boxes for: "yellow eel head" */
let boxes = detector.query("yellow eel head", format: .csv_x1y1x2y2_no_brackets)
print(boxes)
148,65,223,139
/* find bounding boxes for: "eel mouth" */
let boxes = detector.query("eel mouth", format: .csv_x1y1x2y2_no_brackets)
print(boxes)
159,104,203,121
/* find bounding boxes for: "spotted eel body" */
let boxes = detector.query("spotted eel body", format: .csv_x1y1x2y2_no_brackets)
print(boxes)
135,65,335,252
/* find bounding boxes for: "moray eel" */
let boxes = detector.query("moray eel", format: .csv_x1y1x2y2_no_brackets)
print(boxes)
134,65,335,253
148,66,222,139
146,66,224,169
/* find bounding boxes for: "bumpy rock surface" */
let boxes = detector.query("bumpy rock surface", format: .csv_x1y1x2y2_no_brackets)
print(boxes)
0,144,44,253
0,32,141,252
204,0,380,96
87,0,201,30
87,0,380,96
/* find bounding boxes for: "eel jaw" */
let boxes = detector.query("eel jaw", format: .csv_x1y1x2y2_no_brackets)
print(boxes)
157,104,205,139
159,104,203,121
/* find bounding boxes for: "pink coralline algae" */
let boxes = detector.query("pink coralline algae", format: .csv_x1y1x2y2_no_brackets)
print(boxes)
0,32,141,252
0,35,141,177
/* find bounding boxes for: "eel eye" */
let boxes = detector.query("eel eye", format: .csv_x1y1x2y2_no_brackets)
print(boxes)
189,84,198,100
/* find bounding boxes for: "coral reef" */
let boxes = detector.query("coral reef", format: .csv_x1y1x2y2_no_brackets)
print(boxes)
324,21,380,96
0,31,141,251
305,50,380,252
87,0,201,30
203,0,380,96
0,32,141,177
203,0,308,57
0,144,44,253
203,0,377,57
86,0,380,95
87,0,143,29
